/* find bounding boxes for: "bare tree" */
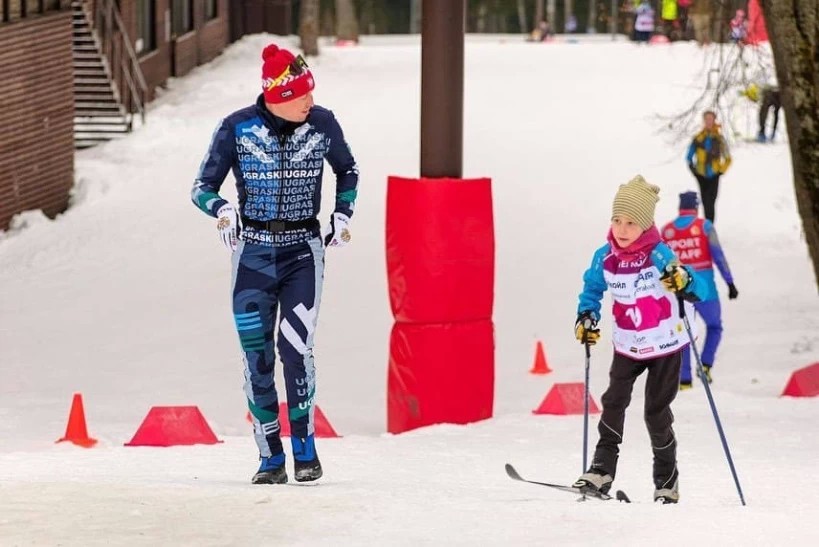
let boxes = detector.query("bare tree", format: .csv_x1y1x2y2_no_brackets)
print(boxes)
299,0,320,56
534,0,545,25
410,0,421,33
547,0,556,28
761,0,819,289
587,0,597,33
661,43,775,143
335,0,359,42
517,0,528,33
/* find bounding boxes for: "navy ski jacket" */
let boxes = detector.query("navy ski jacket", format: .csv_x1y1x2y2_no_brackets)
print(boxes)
192,94,359,246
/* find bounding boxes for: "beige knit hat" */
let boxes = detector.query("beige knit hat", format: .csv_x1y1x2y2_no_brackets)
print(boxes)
611,175,660,230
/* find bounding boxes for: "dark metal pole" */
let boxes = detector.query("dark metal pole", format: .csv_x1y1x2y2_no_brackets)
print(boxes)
420,0,464,179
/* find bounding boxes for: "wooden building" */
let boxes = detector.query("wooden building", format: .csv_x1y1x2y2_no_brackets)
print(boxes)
1,2,75,232
0,0,235,230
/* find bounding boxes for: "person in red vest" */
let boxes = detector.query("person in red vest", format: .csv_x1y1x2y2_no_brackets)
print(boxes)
662,191,738,389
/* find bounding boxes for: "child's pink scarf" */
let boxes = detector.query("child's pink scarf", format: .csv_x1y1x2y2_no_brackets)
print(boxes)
607,225,660,262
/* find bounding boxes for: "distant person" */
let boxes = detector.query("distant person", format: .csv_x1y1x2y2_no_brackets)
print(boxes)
757,86,781,142
662,192,738,390
531,19,554,42
689,0,712,46
677,0,693,40
634,0,655,43
191,43,359,485
660,0,679,40
686,110,731,222
565,13,578,33
730,9,748,43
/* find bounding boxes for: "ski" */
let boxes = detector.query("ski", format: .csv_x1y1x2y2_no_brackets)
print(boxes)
504,463,612,501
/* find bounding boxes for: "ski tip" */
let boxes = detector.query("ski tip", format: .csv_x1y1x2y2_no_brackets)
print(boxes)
615,490,631,503
504,463,522,481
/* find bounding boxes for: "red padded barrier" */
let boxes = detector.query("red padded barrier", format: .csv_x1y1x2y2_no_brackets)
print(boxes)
386,176,494,324
388,320,494,433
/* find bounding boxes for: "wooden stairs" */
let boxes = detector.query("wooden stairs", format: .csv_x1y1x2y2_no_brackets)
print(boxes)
71,0,146,149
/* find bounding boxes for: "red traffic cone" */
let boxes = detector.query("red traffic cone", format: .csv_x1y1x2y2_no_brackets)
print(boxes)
529,340,552,374
56,393,97,448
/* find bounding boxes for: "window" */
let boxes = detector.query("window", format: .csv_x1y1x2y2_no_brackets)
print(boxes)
135,0,156,54
205,0,217,21
2,0,66,23
2,0,23,23
171,0,192,35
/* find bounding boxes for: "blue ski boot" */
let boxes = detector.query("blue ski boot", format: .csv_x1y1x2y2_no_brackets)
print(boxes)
252,453,287,484
292,435,322,482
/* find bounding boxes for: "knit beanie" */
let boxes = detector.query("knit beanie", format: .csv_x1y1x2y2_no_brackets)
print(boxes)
611,175,660,230
261,44,315,104
679,191,699,211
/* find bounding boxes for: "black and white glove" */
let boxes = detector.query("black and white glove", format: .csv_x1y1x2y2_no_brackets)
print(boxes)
323,212,351,248
216,203,241,252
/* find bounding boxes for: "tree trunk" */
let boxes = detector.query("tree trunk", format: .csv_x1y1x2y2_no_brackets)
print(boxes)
299,0,320,56
410,0,421,33
547,0,556,28
517,0,528,33
335,0,359,41
475,1,488,33
761,0,819,289
587,0,597,33
534,0,545,25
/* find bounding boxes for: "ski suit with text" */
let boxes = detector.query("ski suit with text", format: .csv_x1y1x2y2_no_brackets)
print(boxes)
191,95,359,459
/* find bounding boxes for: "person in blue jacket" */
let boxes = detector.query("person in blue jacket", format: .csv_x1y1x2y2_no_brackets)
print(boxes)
573,176,707,504
191,43,359,485
661,192,738,389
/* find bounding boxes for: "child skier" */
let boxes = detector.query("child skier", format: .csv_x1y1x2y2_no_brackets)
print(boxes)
572,176,707,504
662,191,738,389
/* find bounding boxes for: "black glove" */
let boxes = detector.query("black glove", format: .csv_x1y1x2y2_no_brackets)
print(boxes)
727,283,738,300
574,311,600,345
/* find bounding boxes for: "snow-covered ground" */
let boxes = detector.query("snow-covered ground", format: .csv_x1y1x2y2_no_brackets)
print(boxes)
1,34,818,545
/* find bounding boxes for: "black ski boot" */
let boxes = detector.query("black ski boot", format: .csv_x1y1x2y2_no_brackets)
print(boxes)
654,472,680,504
252,454,288,485
292,435,323,482
572,468,613,495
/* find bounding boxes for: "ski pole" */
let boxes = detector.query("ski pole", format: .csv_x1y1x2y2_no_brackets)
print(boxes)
582,320,592,475
678,296,747,506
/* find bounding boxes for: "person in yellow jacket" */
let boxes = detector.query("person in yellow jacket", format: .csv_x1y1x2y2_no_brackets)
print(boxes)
686,110,731,222
661,0,679,39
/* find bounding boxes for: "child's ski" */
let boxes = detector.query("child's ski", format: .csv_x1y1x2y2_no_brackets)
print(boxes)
505,463,616,501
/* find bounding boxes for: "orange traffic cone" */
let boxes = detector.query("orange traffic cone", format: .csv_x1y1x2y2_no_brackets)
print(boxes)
529,340,552,374
56,393,97,448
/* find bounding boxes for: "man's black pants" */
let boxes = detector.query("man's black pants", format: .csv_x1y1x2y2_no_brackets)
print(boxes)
695,174,720,223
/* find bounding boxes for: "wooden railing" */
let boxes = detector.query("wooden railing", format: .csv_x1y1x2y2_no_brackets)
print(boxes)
91,0,147,124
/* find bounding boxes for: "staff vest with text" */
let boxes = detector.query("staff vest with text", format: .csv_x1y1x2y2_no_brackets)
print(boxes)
662,217,713,271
